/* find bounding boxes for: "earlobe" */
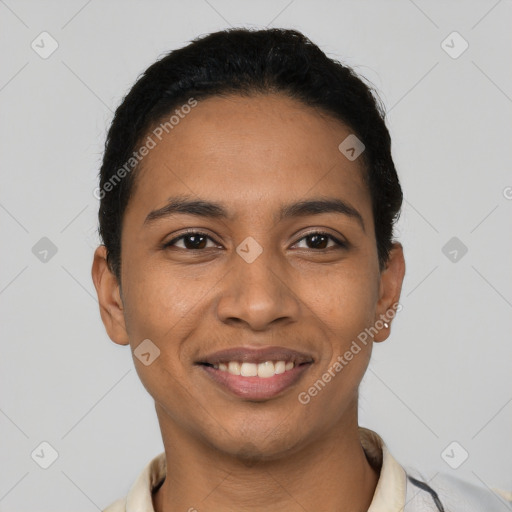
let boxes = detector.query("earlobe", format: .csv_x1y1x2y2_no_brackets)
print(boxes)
373,243,406,343
91,245,130,346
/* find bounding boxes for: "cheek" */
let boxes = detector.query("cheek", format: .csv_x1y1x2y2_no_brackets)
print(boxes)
304,264,379,339
121,259,206,342
120,258,219,397
298,263,379,397
295,272,376,426
119,266,203,415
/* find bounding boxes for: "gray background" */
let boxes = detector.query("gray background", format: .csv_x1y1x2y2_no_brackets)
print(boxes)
1,0,511,510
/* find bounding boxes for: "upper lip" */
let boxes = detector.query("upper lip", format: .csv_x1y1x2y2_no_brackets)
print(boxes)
197,346,315,366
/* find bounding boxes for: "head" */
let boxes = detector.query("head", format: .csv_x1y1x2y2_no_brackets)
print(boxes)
92,28,405,460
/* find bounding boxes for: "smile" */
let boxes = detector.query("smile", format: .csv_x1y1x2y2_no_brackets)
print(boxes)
208,360,295,378
197,346,314,400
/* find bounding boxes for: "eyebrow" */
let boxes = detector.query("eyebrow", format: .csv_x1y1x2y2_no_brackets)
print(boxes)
144,195,365,232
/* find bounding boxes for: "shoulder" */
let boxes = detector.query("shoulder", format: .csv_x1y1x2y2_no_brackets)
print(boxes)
405,471,512,512
102,497,126,512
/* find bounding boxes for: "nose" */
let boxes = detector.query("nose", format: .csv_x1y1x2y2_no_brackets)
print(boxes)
215,248,301,331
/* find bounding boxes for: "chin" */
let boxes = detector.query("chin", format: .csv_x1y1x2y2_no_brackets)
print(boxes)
205,422,308,463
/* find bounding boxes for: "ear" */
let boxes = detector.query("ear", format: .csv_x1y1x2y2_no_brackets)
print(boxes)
91,245,130,346
373,242,405,343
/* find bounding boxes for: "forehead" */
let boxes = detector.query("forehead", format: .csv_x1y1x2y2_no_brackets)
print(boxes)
125,93,373,227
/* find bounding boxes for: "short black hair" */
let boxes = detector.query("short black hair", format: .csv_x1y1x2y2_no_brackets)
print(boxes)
97,27,402,283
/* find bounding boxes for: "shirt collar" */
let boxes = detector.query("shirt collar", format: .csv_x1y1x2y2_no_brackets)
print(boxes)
121,427,407,512
359,427,407,511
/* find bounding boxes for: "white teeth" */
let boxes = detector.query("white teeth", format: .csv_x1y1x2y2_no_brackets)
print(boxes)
240,362,258,377
274,361,286,374
228,361,241,375
257,361,275,378
214,360,296,377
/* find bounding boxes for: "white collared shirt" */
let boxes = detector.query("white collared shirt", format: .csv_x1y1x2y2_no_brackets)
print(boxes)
103,427,512,512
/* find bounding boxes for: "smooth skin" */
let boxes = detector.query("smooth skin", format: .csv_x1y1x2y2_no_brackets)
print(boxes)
92,93,405,512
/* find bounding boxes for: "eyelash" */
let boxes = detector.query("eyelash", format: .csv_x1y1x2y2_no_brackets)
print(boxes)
162,230,348,251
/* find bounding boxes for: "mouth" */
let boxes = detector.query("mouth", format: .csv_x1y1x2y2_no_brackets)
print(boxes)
196,346,314,401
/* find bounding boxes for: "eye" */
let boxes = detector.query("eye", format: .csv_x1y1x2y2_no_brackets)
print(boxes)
162,230,347,252
293,231,347,250
162,231,220,250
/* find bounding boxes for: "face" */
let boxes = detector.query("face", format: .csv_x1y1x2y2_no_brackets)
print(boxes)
92,93,405,460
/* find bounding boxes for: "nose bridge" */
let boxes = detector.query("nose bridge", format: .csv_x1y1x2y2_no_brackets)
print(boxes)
216,239,299,329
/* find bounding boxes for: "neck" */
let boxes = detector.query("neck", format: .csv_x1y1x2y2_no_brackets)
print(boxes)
152,403,379,512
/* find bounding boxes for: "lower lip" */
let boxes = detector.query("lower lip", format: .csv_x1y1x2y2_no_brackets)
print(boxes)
200,363,312,401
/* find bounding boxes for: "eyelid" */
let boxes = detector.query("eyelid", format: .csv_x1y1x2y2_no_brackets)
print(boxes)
163,229,221,249
292,230,348,249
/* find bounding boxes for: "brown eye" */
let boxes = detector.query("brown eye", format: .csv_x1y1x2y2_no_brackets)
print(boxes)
294,232,347,250
163,232,218,250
